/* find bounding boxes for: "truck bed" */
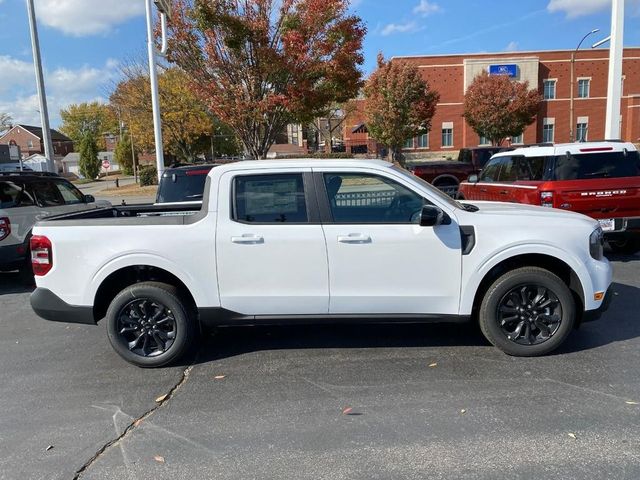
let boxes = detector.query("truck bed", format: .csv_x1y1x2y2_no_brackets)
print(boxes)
36,203,204,226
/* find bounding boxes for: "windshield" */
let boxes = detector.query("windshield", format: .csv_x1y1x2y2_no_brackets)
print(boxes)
552,151,640,180
392,165,464,210
156,170,210,203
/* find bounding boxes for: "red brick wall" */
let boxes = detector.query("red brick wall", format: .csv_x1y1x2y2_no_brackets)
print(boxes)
344,48,640,154
0,126,74,158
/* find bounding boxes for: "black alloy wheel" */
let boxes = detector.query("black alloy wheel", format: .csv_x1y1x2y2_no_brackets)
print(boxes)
117,299,177,357
497,285,562,346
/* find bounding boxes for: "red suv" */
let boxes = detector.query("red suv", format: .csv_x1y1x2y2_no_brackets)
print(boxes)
459,141,640,254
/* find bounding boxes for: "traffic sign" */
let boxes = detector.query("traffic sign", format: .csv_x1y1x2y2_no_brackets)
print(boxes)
102,160,111,170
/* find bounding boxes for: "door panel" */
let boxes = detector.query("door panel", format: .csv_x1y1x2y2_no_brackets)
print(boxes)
317,170,462,315
216,169,329,315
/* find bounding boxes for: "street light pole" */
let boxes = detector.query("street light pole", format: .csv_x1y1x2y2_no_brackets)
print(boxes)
605,0,624,139
145,0,165,182
26,0,55,173
569,29,600,142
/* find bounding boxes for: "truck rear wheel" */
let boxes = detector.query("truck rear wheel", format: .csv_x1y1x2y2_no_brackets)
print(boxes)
478,267,575,357
106,282,197,367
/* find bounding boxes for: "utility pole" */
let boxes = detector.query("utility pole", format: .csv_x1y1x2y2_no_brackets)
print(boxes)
145,0,171,182
26,0,55,173
569,29,600,142
605,0,625,139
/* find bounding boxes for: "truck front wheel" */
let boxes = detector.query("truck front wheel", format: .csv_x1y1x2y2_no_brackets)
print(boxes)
478,267,576,357
106,282,197,367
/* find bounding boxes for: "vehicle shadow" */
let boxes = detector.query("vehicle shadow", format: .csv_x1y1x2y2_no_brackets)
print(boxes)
559,281,640,354
0,272,34,296
188,321,490,366
605,252,640,263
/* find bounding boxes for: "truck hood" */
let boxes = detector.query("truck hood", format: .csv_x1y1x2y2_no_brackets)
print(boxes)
462,201,597,226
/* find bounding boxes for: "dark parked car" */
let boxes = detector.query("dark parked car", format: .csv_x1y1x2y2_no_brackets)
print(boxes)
155,164,220,205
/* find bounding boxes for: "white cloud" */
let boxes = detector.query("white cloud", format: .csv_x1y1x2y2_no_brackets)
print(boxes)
504,41,518,52
0,56,118,126
34,0,145,36
381,22,419,36
413,0,441,17
547,0,640,18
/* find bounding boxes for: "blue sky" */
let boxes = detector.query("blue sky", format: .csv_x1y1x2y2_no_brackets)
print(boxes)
0,0,638,127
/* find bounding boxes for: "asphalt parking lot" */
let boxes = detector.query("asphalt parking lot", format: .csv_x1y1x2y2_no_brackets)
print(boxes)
1,254,639,480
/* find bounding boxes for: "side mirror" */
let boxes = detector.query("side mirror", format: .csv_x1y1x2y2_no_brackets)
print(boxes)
420,205,450,227
84,194,95,203
467,174,479,183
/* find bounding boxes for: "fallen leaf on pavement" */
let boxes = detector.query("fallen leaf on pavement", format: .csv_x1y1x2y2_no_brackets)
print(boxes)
625,401,639,405
45,445,54,452
460,409,466,414
568,433,577,439
155,394,168,403
133,419,143,427
214,375,226,380
428,363,437,368
154,455,165,463
342,407,353,415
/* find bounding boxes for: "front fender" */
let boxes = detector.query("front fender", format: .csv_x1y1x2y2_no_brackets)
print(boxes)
459,242,595,315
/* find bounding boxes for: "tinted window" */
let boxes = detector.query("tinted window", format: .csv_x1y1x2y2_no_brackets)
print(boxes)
32,181,64,207
234,174,307,223
55,181,84,204
157,169,212,203
497,157,517,182
0,181,35,209
324,173,426,224
479,159,501,182
553,151,640,180
517,157,545,181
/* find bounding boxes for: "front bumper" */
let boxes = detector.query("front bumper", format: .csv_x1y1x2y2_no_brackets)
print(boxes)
582,287,614,323
30,288,95,325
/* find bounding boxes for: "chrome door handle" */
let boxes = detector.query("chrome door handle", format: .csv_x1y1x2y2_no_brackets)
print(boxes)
337,233,371,244
499,190,509,195
231,234,264,244
480,188,488,193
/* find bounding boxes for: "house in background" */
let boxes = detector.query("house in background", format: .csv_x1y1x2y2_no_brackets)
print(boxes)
0,124,74,172
62,151,118,178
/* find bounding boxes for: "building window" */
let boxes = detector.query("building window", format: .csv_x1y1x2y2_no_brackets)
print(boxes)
578,79,590,98
576,116,589,142
542,119,555,143
511,133,524,145
404,137,414,149
543,80,556,100
27,140,34,148
478,134,490,146
417,133,429,148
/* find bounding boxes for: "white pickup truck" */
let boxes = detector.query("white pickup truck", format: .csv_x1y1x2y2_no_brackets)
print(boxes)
30,160,613,367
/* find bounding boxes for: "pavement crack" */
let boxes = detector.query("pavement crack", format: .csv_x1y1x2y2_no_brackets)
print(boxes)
72,364,195,480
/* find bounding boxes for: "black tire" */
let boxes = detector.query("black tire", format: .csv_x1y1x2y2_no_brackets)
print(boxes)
106,281,197,367
18,252,35,287
608,236,640,255
479,267,575,357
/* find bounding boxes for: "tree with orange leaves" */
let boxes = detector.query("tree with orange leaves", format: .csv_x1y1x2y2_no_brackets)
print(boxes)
165,0,366,159
464,72,542,146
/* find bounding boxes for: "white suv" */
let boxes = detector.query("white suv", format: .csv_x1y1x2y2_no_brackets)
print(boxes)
0,172,108,277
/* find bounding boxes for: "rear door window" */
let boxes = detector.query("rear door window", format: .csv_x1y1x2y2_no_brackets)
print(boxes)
516,157,546,181
0,181,35,209
497,157,518,182
553,151,640,180
233,174,308,223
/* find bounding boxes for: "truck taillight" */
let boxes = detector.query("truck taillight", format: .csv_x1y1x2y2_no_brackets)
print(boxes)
0,217,10,241
30,235,53,276
540,191,554,208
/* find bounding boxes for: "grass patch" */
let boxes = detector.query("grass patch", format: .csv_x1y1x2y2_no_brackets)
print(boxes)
101,184,158,197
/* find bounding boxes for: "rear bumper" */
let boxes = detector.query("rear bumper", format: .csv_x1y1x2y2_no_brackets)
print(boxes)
603,217,640,236
0,243,27,270
582,287,613,323
30,288,95,325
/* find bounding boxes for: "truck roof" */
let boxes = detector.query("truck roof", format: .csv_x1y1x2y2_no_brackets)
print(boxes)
208,158,393,175
492,141,637,159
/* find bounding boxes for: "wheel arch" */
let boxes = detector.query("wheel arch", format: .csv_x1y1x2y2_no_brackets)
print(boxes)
93,265,198,323
467,253,586,325
432,174,460,186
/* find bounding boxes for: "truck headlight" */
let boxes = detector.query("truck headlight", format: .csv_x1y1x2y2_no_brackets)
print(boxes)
589,227,604,260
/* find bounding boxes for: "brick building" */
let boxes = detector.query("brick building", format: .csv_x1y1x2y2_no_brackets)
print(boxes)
344,47,640,156
0,124,74,158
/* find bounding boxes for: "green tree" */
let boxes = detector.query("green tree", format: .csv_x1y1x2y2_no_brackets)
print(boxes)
463,72,542,146
364,54,439,166
78,133,100,179
114,133,137,175
60,102,118,150
166,0,366,159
